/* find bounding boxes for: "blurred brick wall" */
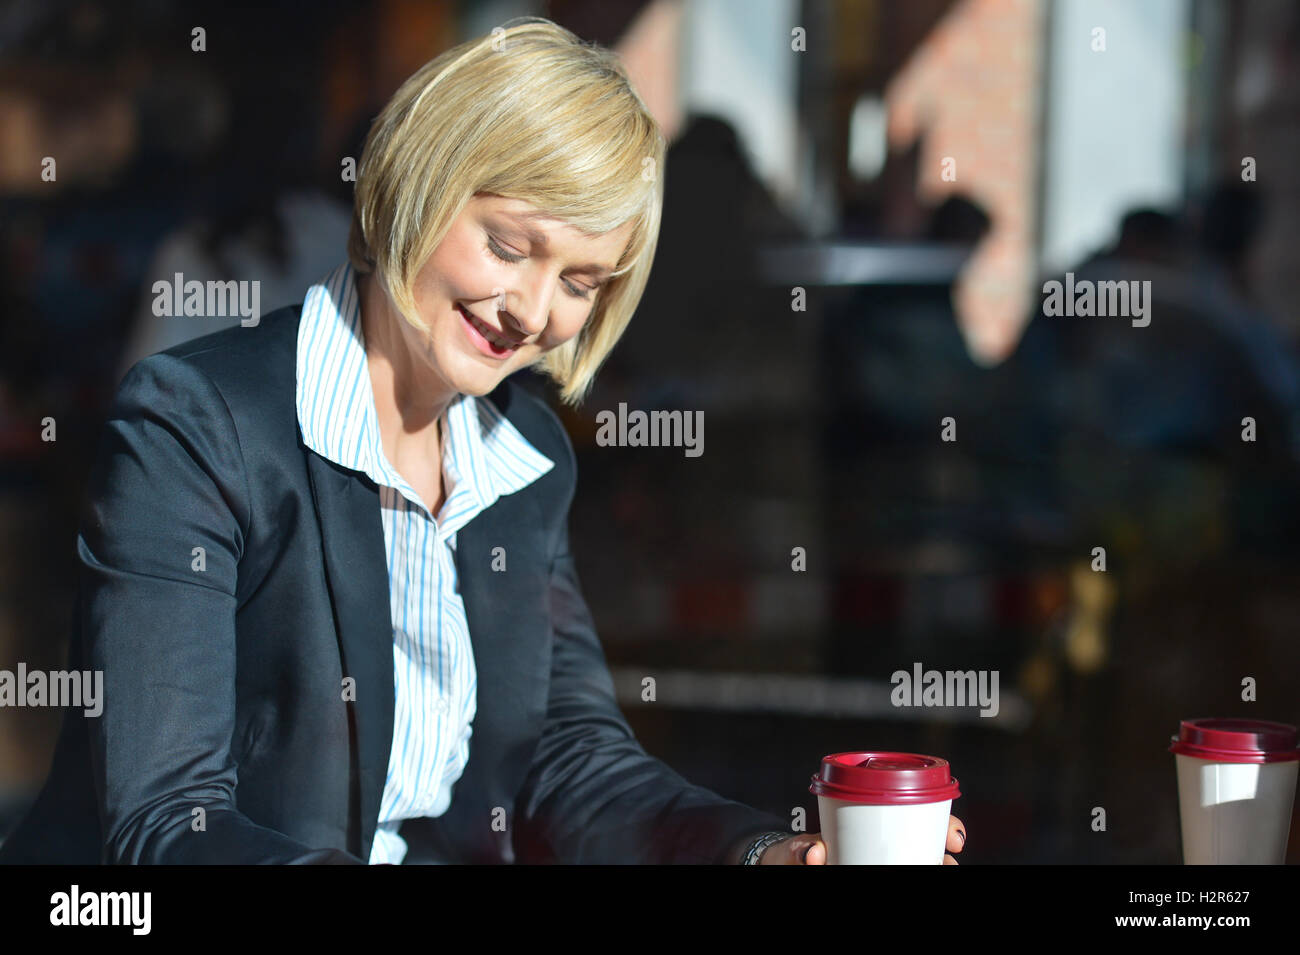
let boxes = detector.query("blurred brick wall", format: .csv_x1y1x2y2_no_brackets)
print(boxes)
883,0,1044,363
1219,0,1300,338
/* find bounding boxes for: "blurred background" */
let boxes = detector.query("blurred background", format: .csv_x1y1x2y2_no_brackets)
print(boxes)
2,0,1299,864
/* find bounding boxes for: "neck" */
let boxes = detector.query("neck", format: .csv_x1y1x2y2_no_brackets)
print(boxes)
359,271,454,454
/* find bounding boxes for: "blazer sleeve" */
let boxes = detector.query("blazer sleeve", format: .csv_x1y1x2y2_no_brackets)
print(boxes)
513,420,789,864
79,355,362,864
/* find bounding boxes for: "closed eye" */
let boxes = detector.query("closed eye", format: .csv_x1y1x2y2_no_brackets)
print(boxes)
562,278,594,300
490,234,597,300
486,235,524,264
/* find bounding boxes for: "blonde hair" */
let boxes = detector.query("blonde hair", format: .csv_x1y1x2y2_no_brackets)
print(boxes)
348,17,665,407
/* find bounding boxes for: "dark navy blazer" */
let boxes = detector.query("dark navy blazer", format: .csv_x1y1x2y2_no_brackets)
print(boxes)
0,305,784,864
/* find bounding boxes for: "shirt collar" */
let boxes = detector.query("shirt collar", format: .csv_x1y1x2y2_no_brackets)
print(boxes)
296,263,554,515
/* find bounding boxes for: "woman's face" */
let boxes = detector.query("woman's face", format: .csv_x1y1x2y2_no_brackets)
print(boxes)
392,193,635,398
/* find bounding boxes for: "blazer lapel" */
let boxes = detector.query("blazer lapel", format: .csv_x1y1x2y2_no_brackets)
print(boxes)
448,492,553,861
305,450,394,861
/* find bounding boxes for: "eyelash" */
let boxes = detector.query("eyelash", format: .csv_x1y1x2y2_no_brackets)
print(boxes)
486,235,594,300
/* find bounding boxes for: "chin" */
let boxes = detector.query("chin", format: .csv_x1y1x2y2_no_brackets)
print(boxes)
443,351,513,396
457,377,504,397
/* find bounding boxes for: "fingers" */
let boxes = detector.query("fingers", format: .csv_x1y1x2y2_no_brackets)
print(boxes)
802,838,826,865
761,833,826,865
767,828,960,865
946,814,966,854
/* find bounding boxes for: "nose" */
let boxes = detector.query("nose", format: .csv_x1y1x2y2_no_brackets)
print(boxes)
495,269,556,340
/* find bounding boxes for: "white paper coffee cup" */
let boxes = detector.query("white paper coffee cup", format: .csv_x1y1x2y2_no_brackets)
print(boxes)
810,752,960,865
1170,718,1300,865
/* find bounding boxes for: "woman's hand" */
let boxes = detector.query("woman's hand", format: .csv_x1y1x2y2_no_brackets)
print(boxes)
760,814,967,864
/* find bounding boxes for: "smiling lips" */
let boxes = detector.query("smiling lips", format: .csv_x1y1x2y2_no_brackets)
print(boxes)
458,303,520,355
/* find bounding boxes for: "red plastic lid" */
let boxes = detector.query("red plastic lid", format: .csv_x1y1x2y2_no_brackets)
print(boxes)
809,751,961,805
1168,718,1300,764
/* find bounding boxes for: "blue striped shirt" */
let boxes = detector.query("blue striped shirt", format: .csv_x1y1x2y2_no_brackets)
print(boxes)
296,263,555,864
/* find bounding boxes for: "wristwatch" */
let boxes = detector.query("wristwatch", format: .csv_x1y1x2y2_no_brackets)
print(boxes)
741,830,792,865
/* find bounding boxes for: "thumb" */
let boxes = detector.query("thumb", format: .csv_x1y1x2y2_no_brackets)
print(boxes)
801,838,827,865
762,833,826,865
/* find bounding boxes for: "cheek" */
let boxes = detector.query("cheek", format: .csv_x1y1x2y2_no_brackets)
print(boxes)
418,232,493,306
540,304,593,348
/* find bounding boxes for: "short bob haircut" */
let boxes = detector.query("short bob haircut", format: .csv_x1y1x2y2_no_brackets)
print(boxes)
348,18,666,407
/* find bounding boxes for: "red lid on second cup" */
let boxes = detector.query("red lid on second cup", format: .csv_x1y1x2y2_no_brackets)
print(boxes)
1169,718,1300,764
809,752,961,805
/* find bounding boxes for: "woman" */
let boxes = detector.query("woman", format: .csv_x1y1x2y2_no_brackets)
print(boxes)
2,19,965,865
